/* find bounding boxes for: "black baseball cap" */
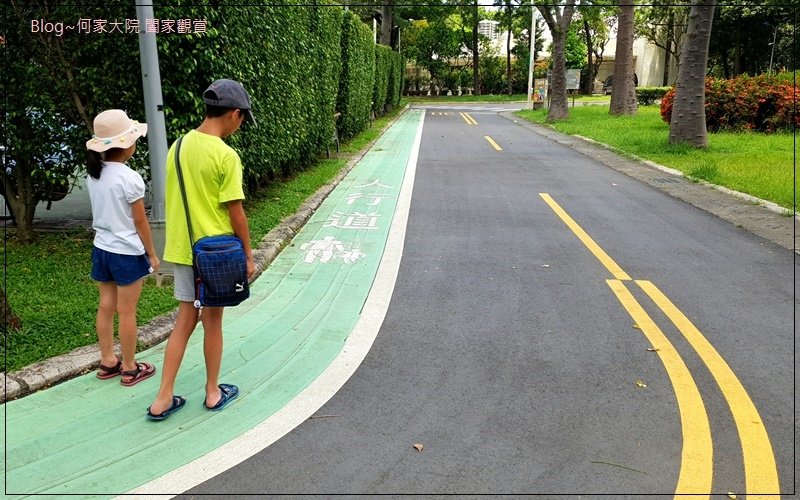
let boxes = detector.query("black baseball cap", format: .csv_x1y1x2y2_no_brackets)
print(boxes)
203,79,256,126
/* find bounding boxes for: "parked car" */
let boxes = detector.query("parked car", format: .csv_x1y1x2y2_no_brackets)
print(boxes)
602,73,638,95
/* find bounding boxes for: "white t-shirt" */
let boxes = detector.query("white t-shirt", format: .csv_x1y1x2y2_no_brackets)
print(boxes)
87,161,146,255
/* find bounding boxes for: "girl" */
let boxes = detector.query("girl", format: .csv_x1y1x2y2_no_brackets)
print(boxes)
86,109,159,386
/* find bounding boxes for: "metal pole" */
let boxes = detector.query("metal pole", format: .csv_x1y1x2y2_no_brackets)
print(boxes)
526,2,536,110
768,25,777,75
136,1,167,222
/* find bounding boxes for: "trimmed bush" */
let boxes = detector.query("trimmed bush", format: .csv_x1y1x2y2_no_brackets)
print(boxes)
636,87,670,106
373,45,391,116
338,11,375,140
661,74,799,132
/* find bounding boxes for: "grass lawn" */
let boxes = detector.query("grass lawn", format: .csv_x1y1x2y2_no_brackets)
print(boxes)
515,105,796,211
2,108,404,372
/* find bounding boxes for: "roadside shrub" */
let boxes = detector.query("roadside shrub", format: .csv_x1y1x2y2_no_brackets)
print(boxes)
373,45,391,116
661,73,798,132
636,87,670,106
338,11,375,140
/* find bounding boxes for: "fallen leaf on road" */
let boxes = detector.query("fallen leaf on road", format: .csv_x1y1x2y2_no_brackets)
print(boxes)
541,264,550,268
646,347,659,352
635,380,647,388
727,493,736,499
413,443,424,452
633,324,641,330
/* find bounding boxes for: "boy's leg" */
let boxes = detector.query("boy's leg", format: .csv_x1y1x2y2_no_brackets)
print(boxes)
201,306,225,407
96,282,118,368
149,301,199,415
116,279,144,372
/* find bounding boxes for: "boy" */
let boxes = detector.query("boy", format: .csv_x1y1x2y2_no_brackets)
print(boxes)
147,79,256,420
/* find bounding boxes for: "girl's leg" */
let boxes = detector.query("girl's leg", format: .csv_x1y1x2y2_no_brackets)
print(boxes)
201,307,225,407
116,278,144,372
96,282,118,367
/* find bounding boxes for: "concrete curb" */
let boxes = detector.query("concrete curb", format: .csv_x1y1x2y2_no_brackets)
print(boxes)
1,106,409,404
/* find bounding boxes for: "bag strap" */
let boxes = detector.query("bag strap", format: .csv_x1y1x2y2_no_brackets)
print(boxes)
173,136,195,249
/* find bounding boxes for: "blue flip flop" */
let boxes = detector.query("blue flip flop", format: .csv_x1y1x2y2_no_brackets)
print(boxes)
204,384,239,411
146,395,186,421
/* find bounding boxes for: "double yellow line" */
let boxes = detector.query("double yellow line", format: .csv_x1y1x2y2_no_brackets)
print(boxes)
539,193,780,498
459,111,478,125
458,112,503,151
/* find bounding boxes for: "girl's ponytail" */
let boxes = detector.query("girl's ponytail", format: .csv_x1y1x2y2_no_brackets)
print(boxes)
87,150,103,179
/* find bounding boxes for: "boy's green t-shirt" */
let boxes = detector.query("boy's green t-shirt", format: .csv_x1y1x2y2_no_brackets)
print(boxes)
164,129,245,265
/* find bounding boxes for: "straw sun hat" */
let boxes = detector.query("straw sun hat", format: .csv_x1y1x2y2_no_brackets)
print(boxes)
86,109,148,153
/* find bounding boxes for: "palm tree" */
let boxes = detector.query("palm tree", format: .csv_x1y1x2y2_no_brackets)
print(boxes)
669,0,716,147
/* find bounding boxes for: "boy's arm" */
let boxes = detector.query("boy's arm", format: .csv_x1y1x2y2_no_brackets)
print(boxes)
226,199,255,279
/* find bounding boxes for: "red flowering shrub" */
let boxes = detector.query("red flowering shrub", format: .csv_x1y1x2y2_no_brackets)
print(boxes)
660,74,798,133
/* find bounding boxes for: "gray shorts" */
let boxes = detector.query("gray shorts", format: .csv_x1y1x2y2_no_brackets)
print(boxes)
173,264,196,302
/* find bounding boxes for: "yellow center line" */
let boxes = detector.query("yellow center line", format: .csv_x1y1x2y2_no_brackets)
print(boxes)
540,193,781,497
459,112,478,125
539,193,631,280
484,136,502,151
607,279,713,498
637,280,781,497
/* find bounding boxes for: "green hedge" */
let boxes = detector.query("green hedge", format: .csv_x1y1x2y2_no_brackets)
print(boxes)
386,52,405,108
6,3,394,209
155,2,343,188
338,11,376,140
636,87,670,106
373,45,391,117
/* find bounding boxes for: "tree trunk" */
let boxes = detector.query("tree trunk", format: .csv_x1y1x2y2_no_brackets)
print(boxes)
583,19,594,95
669,0,716,147
472,0,480,95
663,12,673,86
610,2,638,115
539,2,577,121
380,2,393,46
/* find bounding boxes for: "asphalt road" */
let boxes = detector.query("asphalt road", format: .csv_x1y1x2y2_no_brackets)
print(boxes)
184,104,797,496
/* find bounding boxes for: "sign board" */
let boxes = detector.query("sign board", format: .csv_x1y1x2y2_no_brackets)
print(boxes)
566,69,581,90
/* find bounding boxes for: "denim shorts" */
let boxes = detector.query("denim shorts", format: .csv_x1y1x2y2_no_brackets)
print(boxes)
91,246,152,286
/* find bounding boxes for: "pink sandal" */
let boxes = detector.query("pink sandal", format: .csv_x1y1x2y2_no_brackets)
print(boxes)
96,358,122,379
120,362,156,387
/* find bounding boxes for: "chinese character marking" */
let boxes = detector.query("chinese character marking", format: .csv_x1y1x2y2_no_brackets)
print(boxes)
146,18,159,33
300,237,365,265
353,180,393,190
193,19,207,34
125,19,140,33
345,193,390,207
92,19,108,33
161,19,176,33
177,19,192,34
324,212,380,230
77,18,92,33
107,19,124,33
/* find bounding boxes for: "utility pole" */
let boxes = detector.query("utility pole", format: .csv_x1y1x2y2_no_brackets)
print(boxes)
526,2,536,110
136,0,170,276
136,0,167,222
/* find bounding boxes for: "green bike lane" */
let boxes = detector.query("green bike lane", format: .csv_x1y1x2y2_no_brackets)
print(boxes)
2,109,425,498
